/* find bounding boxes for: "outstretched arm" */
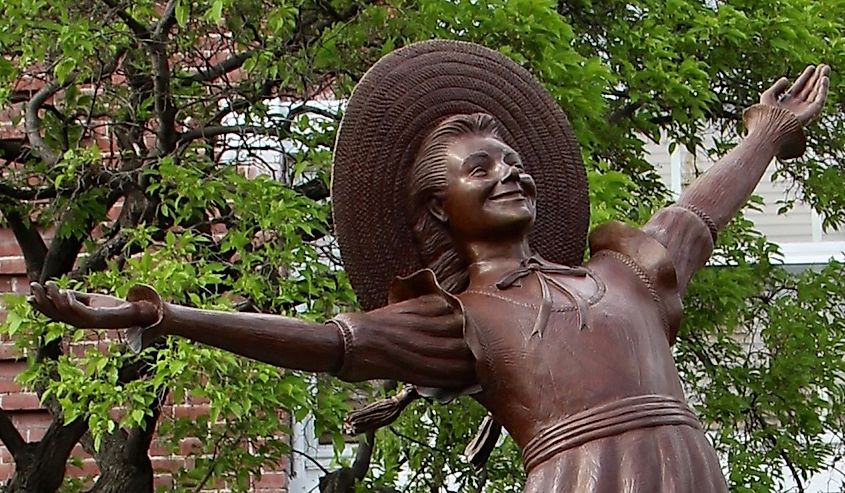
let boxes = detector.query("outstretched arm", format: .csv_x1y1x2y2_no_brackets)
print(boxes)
28,282,475,389
643,65,830,292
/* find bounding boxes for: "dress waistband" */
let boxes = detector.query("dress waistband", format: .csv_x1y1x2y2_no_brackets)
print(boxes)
522,394,702,473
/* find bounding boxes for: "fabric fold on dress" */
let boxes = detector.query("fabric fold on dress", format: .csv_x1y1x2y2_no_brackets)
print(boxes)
495,256,592,337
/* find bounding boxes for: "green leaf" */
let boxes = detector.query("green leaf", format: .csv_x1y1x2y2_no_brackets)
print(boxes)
175,0,188,27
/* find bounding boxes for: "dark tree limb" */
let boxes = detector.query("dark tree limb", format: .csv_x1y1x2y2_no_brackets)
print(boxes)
0,139,32,164
177,125,289,145
151,47,177,154
3,414,88,492
294,176,329,201
69,230,131,280
24,78,68,166
0,182,56,201
0,409,26,459
125,389,166,465
39,187,124,283
99,0,151,40
0,204,47,279
182,51,255,85
152,0,179,40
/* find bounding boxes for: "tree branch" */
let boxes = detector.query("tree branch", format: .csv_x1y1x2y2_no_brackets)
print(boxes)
177,125,289,145
152,0,179,40
0,205,47,279
24,78,68,166
100,0,151,40
182,51,256,85
350,431,375,481
0,182,57,201
151,46,177,154
125,389,167,464
0,409,26,459
182,0,372,87
0,139,32,164
69,230,131,280
294,176,329,201
39,187,123,282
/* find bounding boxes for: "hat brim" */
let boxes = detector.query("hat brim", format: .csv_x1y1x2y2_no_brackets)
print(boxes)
332,40,589,311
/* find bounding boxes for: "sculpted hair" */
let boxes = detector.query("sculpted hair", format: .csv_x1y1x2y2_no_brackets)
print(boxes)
406,113,503,293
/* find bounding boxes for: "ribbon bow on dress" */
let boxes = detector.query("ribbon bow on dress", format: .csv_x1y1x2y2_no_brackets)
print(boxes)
495,256,591,338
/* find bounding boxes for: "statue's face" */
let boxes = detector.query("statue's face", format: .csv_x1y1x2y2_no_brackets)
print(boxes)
436,134,537,242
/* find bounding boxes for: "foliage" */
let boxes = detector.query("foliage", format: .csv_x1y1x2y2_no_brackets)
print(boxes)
0,0,843,491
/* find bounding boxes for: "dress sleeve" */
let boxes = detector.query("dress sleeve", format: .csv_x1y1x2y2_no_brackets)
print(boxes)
589,220,684,344
641,204,717,294
329,269,478,391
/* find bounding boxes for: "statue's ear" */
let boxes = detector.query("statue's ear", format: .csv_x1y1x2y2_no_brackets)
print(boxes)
427,197,448,223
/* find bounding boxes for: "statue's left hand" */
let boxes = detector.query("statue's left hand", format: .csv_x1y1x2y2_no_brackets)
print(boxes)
28,281,160,329
760,64,830,125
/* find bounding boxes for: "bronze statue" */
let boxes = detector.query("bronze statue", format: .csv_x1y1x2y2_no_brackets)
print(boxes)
28,41,829,492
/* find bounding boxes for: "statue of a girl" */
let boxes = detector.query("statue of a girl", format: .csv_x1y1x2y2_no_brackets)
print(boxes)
29,41,829,492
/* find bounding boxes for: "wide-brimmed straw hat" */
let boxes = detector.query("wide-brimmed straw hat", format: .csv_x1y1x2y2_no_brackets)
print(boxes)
332,40,589,311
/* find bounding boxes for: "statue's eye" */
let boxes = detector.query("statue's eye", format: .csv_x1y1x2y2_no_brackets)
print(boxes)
470,166,488,177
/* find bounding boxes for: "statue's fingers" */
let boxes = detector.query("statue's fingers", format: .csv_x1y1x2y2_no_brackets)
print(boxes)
28,283,60,319
789,65,816,98
798,76,830,124
761,77,789,105
809,69,830,103
799,66,824,99
45,281,69,311
29,283,47,305
30,283,55,311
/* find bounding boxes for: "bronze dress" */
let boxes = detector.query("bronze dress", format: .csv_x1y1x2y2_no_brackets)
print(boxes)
458,215,728,492
336,206,728,492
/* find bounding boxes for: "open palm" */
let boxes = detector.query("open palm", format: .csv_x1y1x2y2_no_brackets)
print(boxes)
760,65,830,125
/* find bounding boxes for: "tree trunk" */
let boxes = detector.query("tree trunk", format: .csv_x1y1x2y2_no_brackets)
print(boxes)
85,455,153,493
4,443,70,493
3,417,86,493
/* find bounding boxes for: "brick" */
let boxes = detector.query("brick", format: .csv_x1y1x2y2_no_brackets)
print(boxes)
0,257,26,275
0,230,23,257
0,378,21,393
26,427,45,441
255,471,288,488
0,461,14,479
173,404,210,419
187,393,210,405
71,444,95,460
153,473,174,490
1,392,42,411
9,276,29,294
149,438,170,457
0,360,26,378
11,411,51,430
0,445,12,463
0,342,21,360
0,275,12,292
151,457,183,473
179,437,203,456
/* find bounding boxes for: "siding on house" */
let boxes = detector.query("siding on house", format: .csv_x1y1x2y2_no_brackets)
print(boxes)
645,136,845,259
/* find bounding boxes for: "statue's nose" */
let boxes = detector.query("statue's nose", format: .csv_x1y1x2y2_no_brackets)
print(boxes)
500,163,521,183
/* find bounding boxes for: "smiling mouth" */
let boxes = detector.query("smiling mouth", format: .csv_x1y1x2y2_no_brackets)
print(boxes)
489,189,525,201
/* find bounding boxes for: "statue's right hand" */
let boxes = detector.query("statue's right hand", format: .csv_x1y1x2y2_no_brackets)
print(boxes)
28,281,160,330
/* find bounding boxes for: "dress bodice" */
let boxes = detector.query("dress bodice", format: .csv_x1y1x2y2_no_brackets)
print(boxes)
459,249,687,449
